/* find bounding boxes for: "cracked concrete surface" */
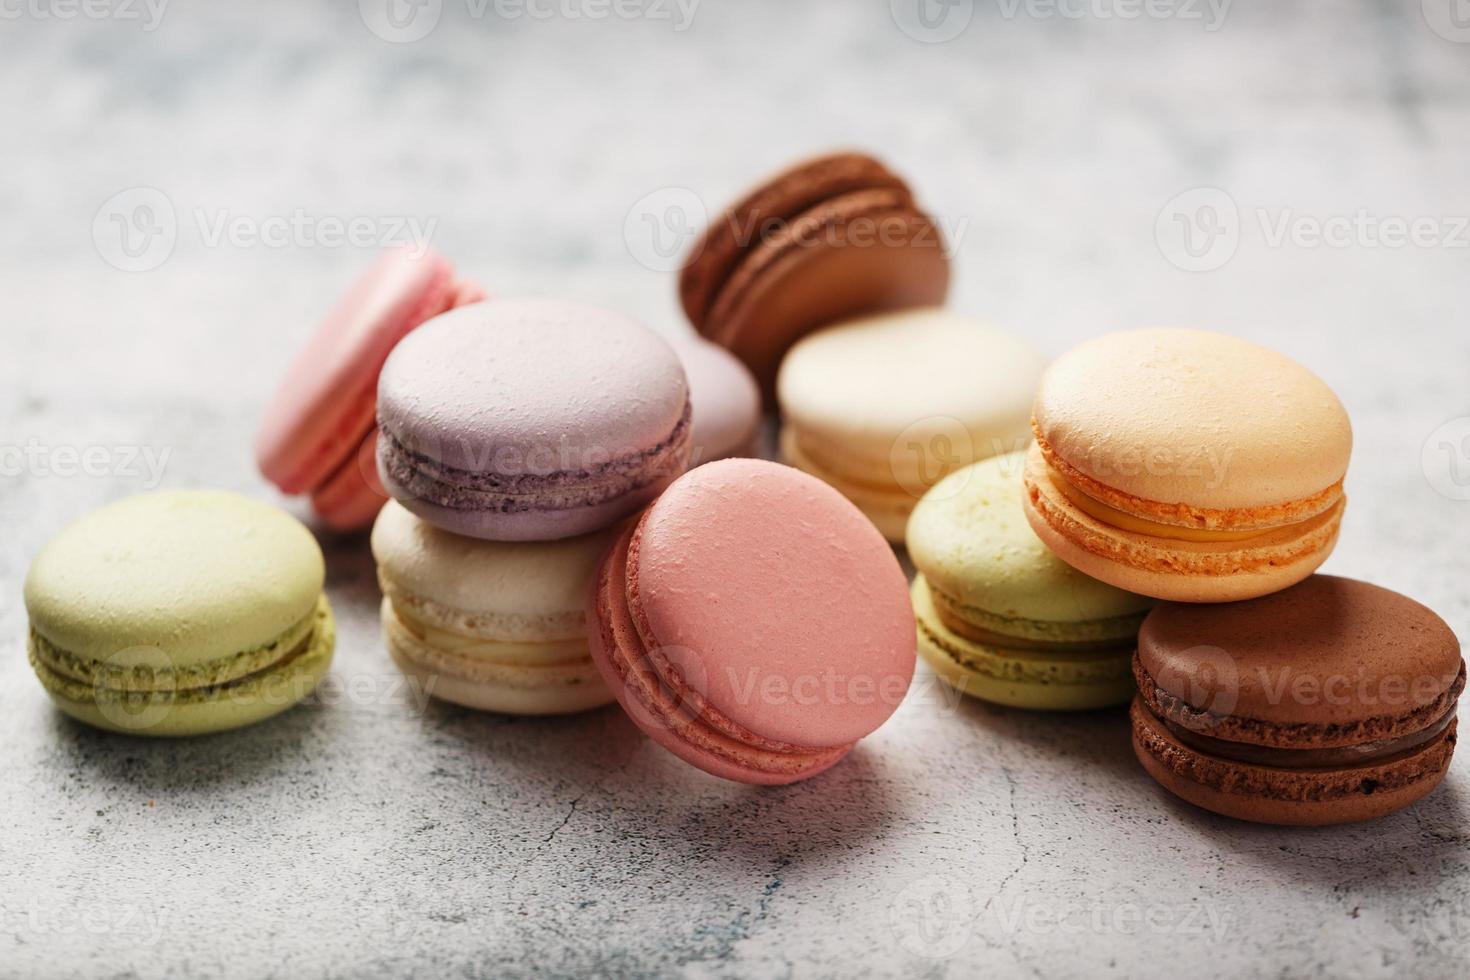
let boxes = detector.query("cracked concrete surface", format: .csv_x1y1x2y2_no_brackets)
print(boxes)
2,2,1469,977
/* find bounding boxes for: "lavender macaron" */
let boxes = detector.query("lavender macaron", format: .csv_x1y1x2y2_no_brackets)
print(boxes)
377,299,692,541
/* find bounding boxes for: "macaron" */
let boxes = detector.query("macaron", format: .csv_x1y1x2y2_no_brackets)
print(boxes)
679,151,950,396
255,245,485,532
376,299,691,541
1131,575,1463,825
1024,328,1352,602
778,309,1045,541
371,501,616,715
908,452,1154,710
25,491,335,737
587,459,916,785
672,335,762,463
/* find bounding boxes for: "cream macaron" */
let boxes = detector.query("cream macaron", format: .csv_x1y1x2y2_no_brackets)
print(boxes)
777,308,1045,541
1024,328,1352,602
371,500,616,715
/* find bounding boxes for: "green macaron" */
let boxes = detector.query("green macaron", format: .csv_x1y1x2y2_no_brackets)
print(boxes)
24,490,335,736
907,451,1153,710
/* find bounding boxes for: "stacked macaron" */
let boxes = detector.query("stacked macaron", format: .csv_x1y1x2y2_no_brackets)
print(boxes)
901,324,1460,826
369,299,693,715
678,152,1046,542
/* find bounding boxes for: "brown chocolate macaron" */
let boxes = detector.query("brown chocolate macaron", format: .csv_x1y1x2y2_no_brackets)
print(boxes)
1131,575,1463,826
679,152,950,397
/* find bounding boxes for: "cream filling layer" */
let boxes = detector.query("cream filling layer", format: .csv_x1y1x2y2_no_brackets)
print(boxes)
1052,469,1306,543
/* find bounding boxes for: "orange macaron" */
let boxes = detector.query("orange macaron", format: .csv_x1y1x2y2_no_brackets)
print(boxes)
1023,328,1352,603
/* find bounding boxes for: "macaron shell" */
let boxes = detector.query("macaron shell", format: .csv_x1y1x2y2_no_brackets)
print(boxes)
1137,575,1464,733
587,521,852,785
25,490,325,668
1023,444,1342,603
632,459,915,748
913,577,1136,711
679,151,909,327
908,451,1154,624
377,300,688,473
1032,328,1352,511
703,190,950,396
254,245,459,495
672,335,761,464
778,310,1043,483
371,500,619,639
1130,697,1456,826
378,463,681,544
309,425,389,532
31,598,335,737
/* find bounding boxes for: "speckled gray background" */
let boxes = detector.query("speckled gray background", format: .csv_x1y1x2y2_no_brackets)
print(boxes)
2,2,1469,978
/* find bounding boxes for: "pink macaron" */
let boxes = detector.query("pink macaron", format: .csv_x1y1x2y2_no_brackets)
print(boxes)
376,299,692,541
254,245,485,531
588,458,916,785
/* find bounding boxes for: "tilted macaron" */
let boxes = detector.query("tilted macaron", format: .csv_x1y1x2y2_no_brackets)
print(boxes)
25,491,335,737
587,459,916,785
255,245,485,532
1131,575,1463,826
679,151,950,396
672,335,762,463
371,501,616,715
377,299,692,541
1024,328,1352,602
778,309,1045,542
908,452,1154,710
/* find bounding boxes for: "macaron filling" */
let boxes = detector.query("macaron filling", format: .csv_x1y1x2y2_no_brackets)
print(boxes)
912,577,1137,692
29,597,334,709
379,401,691,514
927,583,1146,651
383,598,600,688
1134,653,1465,758
1034,434,1345,536
594,522,850,778
1158,707,1458,770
